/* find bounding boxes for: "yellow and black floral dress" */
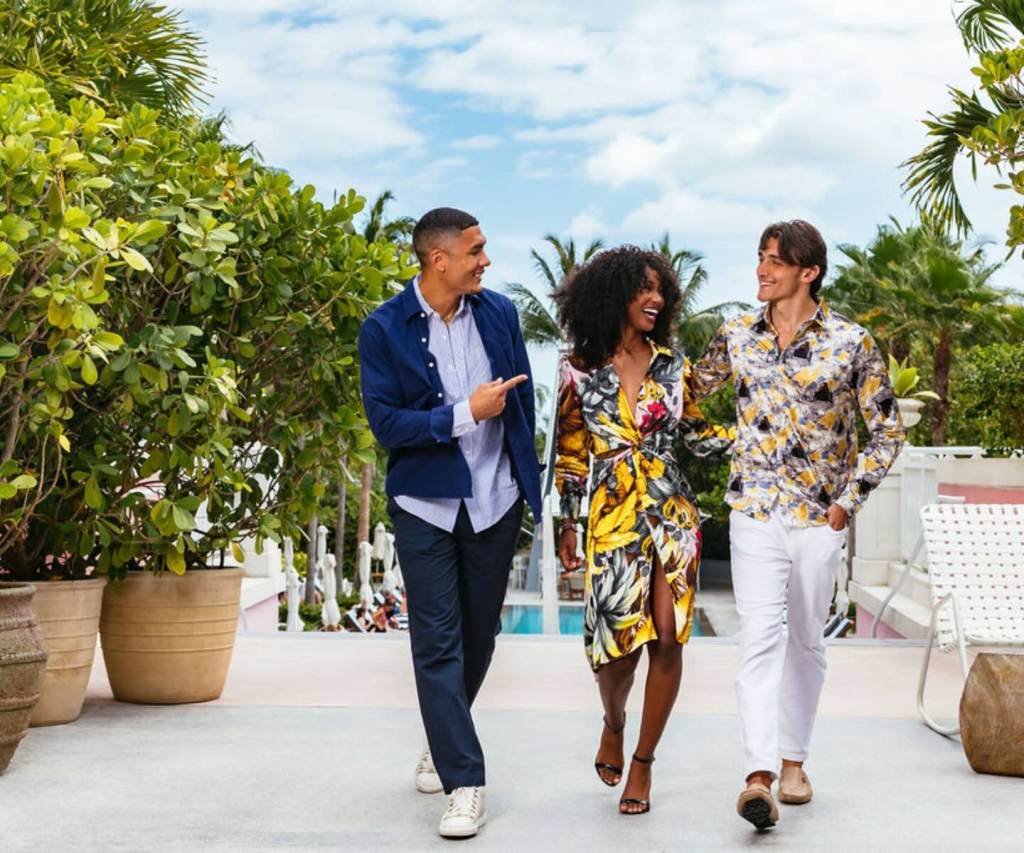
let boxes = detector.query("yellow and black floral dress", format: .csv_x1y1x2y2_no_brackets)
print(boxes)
555,343,732,671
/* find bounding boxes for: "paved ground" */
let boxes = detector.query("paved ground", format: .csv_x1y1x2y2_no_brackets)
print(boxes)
5,704,1021,852
2,635,1020,851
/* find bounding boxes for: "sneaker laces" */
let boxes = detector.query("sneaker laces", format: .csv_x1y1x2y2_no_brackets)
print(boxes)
446,787,480,819
416,749,436,776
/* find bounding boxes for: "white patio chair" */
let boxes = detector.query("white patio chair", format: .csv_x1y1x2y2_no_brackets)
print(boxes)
917,503,1024,737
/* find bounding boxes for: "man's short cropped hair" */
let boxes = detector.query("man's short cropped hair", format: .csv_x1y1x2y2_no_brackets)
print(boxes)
759,220,828,299
412,207,479,265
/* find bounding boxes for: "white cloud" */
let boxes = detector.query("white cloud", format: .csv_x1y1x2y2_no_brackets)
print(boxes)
517,150,561,180
451,134,502,150
622,190,791,239
168,0,1023,301
566,207,611,242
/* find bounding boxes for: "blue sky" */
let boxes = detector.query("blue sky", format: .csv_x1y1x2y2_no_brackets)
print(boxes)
173,1,1019,386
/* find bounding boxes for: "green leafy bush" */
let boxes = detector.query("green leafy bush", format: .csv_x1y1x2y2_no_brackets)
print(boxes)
0,74,416,579
946,343,1024,454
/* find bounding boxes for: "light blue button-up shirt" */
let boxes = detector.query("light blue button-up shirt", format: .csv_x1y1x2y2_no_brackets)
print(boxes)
394,278,521,533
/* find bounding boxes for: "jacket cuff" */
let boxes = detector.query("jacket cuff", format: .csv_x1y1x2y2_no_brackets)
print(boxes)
429,403,455,443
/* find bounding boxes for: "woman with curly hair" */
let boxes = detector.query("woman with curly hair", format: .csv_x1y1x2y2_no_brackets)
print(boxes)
553,245,731,815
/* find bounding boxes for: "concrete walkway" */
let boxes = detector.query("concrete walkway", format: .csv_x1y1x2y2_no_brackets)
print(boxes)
2,635,1020,851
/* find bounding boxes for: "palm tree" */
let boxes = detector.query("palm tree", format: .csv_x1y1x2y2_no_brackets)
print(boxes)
505,235,604,347
362,190,415,249
0,0,209,119
829,221,1021,444
902,1,1024,234
649,233,750,358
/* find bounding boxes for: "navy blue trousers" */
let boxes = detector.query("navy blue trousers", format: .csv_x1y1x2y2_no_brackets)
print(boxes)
389,497,523,793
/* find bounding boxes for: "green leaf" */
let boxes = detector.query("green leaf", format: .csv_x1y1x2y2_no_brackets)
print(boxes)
0,484,16,500
231,542,246,563
84,476,103,510
172,505,196,532
120,247,152,272
11,474,37,490
94,331,125,350
166,547,186,575
80,354,98,385
0,342,19,360
63,207,91,229
132,220,168,245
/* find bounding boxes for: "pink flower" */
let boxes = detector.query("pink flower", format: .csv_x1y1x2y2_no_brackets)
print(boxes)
640,401,668,430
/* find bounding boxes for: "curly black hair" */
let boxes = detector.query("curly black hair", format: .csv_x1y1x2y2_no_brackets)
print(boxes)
553,245,679,371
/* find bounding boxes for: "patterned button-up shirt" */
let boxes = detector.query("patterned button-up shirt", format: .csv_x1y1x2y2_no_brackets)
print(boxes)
689,300,905,526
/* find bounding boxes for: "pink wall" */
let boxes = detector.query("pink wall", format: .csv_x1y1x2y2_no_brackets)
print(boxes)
239,595,280,632
855,606,906,640
938,484,1024,504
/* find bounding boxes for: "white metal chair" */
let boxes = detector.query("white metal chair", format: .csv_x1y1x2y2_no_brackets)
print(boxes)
917,503,1024,736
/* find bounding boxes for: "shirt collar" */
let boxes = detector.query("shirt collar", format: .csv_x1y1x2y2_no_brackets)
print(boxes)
649,341,673,365
412,275,468,321
754,298,831,335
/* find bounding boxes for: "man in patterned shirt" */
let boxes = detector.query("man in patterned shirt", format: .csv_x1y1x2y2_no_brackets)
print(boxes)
689,220,905,830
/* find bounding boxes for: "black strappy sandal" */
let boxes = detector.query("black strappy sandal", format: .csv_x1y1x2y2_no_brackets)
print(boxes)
594,715,625,787
619,754,655,815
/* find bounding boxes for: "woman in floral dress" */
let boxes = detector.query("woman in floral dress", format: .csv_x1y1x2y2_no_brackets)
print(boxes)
554,246,732,815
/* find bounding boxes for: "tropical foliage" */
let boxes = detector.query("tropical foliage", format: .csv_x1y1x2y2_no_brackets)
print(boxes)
827,220,1022,444
0,0,209,120
903,1,1024,251
0,74,415,579
505,234,603,347
946,341,1024,452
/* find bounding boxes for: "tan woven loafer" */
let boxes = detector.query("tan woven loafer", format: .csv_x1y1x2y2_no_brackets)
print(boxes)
736,782,779,829
778,766,813,805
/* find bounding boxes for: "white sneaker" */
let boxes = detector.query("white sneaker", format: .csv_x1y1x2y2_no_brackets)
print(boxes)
438,786,486,838
415,746,443,794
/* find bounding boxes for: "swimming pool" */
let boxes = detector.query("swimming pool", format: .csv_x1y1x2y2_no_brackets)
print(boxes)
501,605,709,636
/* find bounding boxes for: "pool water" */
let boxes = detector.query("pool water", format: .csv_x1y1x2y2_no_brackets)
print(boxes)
501,605,707,637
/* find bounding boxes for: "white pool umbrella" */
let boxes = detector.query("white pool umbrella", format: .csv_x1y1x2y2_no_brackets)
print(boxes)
283,538,302,632
358,540,374,610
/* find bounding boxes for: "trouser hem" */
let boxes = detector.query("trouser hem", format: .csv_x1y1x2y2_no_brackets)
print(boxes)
443,775,486,795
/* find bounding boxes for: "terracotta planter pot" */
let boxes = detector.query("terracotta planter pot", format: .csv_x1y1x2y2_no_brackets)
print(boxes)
29,577,107,727
0,582,47,773
99,569,243,705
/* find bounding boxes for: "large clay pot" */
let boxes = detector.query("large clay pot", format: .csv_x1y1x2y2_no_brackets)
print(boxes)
99,569,243,704
29,577,107,726
0,582,47,773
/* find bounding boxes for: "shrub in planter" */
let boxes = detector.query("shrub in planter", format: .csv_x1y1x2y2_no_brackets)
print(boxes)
0,74,415,703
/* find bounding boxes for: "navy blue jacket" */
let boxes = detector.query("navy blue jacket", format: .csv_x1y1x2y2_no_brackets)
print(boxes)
358,282,542,521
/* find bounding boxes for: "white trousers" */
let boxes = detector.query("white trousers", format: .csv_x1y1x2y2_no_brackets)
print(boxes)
730,509,846,779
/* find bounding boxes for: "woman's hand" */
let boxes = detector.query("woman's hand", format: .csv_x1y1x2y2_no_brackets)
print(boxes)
559,526,582,573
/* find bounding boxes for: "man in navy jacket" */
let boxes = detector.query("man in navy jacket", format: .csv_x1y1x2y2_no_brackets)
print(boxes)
359,208,541,839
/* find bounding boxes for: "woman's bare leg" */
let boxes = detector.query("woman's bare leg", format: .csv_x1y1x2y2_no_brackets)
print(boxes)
594,649,642,784
620,555,684,813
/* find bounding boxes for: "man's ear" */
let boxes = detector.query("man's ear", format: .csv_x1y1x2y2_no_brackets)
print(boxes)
427,246,446,273
801,265,820,285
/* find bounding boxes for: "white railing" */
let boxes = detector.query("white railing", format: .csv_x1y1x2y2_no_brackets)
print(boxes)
900,446,984,563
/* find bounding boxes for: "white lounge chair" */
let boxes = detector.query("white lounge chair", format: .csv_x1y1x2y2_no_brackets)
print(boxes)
917,503,1024,736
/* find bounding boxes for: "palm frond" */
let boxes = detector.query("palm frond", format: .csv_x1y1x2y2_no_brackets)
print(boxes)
531,249,558,289
956,0,1024,51
504,282,562,346
582,239,604,262
902,87,996,235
